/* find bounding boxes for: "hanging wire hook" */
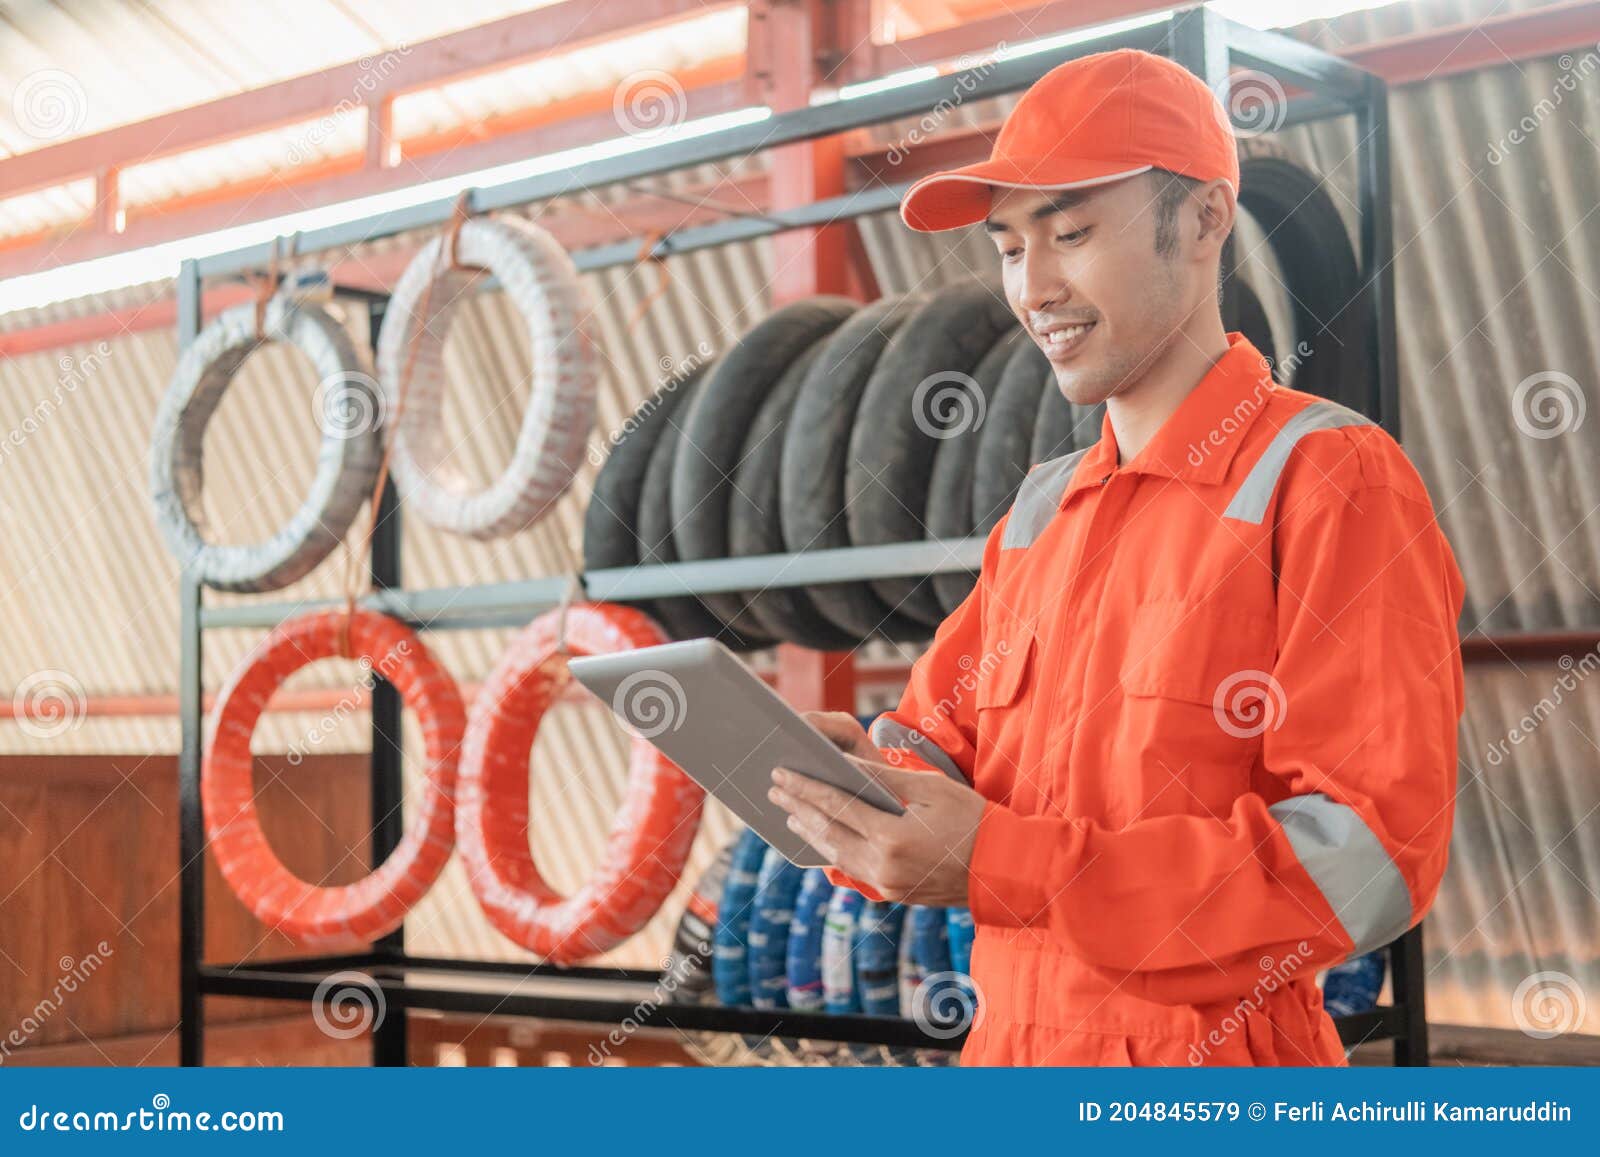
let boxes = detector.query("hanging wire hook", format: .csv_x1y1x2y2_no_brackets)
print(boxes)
554,570,584,658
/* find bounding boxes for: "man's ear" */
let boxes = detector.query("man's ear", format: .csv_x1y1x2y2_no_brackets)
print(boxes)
1194,178,1237,255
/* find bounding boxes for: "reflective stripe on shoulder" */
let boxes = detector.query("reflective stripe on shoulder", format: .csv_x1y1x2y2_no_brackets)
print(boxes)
1000,448,1090,550
1222,401,1373,525
869,717,965,783
1268,792,1414,956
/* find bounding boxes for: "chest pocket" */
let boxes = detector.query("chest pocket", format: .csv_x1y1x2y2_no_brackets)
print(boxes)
1120,599,1277,705
1114,599,1277,822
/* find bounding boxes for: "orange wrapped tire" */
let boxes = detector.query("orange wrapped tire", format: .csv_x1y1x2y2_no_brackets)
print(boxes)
203,609,465,947
457,602,705,962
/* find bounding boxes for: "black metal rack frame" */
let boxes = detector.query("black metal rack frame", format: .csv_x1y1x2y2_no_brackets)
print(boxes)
176,8,1420,1067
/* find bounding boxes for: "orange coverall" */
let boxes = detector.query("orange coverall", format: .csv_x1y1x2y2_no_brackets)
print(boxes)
831,333,1466,1066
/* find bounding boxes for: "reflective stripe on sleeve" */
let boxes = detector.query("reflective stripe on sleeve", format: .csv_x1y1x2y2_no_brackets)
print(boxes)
1268,792,1414,955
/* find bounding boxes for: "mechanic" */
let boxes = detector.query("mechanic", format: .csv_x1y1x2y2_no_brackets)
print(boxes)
769,48,1466,1066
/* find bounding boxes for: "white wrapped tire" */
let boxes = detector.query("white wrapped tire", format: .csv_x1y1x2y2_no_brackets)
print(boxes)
376,216,598,540
150,298,382,593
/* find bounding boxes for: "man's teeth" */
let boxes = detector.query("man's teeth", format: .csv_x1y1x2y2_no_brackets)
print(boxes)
1044,323,1092,346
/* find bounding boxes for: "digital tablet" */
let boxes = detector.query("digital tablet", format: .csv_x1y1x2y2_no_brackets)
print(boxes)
568,638,904,867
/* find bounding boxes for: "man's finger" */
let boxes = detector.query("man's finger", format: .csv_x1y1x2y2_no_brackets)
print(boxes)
782,802,874,872
805,711,877,759
770,767,894,838
846,755,941,803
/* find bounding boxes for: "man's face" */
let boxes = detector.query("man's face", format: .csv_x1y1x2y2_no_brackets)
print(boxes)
985,175,1196,407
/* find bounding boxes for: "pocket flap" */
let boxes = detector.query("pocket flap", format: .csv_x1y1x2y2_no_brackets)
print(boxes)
978,617,1037,709
1121,600,1276,705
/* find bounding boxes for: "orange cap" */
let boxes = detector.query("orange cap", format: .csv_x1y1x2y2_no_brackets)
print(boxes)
900,49,1239,232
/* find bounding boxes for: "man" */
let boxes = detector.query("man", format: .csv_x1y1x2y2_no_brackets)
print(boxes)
769,49,1465,1066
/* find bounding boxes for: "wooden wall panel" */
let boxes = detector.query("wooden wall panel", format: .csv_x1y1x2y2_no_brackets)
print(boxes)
0,752,368,1060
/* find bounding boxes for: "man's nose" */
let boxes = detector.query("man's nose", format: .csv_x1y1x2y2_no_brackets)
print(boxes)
1016,251,1068,315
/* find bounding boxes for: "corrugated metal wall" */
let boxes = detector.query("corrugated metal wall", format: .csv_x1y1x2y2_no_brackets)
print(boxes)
0,0,1594,1019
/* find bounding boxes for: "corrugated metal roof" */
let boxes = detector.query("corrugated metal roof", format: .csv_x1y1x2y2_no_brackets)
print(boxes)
0,0,559,157
0,0,746,241
0,0,1596,992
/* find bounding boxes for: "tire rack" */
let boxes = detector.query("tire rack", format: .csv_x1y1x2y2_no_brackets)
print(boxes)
176,8,1422,1066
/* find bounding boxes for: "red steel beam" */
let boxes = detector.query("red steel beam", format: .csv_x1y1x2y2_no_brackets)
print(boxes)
751,0,862,714
1341,0,1600,84
0,0,741,200
0,67,746,282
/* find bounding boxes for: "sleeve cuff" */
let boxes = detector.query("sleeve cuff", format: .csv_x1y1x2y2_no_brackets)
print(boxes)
823,866,884,902
966,799,1078,929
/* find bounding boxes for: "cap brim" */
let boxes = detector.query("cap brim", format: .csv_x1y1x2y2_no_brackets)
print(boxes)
899,158,1153,232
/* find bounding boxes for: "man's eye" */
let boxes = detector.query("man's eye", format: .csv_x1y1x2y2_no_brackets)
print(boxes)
1058,228,1089,245
1000,246,1024,262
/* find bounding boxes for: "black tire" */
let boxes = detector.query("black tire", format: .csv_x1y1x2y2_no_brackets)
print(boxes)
845,283,1016,627
780,297,930,643
1032,382,1074,464
1226,280,1279,377
972,337,1050,535
636,369,767,650
1236,147,1364,407
1032,383,1104,466
728,338,863,650
672,298,859,637
582,360,711,624
927,329,1027,614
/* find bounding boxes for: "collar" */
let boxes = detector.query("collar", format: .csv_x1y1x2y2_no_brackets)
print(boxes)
1063,332,1276,503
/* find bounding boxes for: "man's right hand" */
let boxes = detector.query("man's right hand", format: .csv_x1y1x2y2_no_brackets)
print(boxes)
804,711,881,762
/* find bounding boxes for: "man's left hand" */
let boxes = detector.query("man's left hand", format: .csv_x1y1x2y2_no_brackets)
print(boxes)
767,758,986,907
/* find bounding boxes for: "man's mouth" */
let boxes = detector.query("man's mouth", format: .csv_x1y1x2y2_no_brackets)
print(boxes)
1033,320,1096,359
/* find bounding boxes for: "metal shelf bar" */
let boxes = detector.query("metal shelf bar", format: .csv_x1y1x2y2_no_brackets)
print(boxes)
199,538,988,633
194,954,1401,1052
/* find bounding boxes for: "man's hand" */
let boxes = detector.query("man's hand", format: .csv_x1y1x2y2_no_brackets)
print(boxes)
768,756,985,908
803,711,880,761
